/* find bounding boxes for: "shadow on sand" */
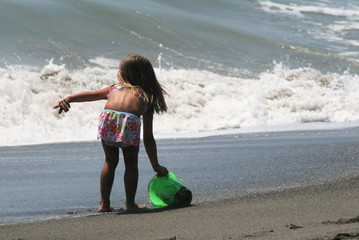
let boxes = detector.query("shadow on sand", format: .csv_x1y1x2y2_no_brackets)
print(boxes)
116,205,194,215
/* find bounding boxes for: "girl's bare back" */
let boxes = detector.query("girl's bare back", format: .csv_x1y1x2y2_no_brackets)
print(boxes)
104,89,148,117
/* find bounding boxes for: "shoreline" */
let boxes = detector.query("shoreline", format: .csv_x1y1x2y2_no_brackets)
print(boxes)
2,121,359,147
1,175,358,240
1,124,359,231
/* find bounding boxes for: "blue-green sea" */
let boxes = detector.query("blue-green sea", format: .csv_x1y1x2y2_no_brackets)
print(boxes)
1,0,359,145
1,0,359,225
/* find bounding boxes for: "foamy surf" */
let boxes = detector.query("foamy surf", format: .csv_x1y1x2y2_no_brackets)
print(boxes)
258,0,359,59
1,59,359,146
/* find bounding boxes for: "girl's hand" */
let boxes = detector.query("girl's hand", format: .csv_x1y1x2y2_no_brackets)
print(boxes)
53,98,71,114
154,165,169,176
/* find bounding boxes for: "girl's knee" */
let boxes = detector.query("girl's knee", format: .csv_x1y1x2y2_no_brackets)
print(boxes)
102,141,120,166
106,156,119,169
122,146,139,167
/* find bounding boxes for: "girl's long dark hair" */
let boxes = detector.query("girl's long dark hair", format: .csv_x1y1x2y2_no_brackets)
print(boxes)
118,55,167,114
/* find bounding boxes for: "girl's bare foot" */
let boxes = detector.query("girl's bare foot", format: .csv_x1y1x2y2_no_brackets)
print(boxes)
98,200,113,212
126,203,146,211
98,207,114,212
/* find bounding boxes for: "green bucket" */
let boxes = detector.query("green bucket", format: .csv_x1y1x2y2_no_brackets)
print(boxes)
148,172,192,208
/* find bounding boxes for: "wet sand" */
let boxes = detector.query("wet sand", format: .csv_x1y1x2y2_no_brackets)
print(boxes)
1,175,358,240
2,126,359,239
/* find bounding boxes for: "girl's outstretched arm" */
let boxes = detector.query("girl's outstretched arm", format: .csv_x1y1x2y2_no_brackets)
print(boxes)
53,86,112,114
143,111,168,176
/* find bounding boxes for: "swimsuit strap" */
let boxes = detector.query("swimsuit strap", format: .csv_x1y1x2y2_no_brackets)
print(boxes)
108,84,147,102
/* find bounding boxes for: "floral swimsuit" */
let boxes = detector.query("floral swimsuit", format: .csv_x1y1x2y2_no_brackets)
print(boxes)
97,84,147,148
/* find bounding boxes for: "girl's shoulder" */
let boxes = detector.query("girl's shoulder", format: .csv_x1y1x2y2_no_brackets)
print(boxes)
111,83,148,103
107,84,124,97
111,83,126,90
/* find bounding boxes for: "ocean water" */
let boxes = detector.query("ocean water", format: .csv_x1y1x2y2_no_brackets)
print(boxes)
1,127,359,225
1,0,359,225
1,0,359,146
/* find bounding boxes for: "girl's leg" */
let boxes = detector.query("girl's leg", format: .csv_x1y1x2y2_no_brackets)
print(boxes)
99,140,119,212
121,146,144,210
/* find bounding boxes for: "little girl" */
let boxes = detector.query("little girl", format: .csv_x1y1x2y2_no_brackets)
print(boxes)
53,55,169,212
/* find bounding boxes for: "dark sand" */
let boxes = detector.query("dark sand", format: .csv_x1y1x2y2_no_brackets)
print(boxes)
1,126,359,239
1,175,358,240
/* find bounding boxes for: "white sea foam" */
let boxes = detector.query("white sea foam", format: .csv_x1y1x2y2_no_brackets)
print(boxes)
1,59,359,146
258,0,359,57
259,1,359,18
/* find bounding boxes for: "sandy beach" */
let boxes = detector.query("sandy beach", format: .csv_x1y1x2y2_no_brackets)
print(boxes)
1,174,358,240
2,0,359,238
2,126,359,239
